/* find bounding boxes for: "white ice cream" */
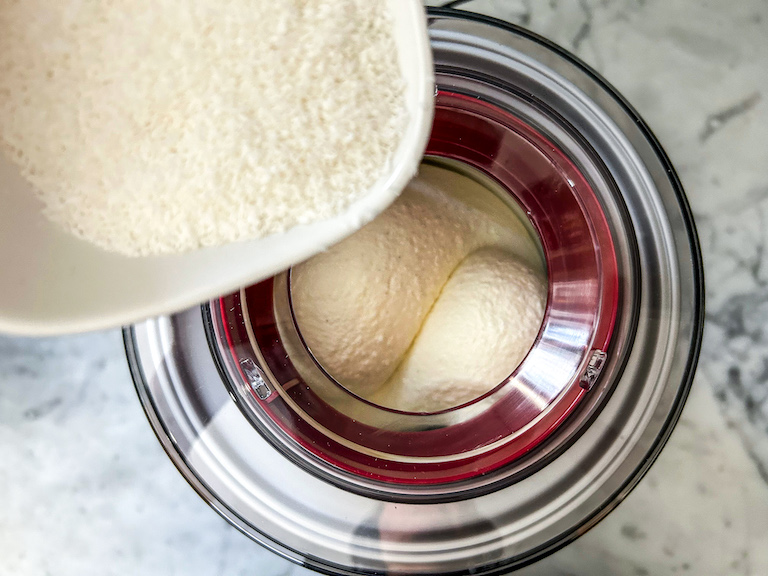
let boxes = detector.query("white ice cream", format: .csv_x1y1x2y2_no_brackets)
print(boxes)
369,248,546,412
291,163,547,412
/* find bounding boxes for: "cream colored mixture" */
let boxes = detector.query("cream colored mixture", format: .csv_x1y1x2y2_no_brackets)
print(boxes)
291,163,547,413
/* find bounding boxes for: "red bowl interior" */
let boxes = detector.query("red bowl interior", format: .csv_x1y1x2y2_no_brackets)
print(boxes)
214,91,619,484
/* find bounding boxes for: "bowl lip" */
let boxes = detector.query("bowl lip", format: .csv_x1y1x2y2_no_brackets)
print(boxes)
124,8,705,575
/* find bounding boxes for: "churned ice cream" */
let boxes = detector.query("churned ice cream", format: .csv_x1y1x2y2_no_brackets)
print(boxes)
291,163,547,412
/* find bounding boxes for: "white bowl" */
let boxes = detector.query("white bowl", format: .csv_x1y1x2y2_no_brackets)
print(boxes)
0,0,434,336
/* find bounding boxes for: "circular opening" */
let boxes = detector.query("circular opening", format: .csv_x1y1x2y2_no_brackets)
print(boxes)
287,155,549,416
212,90,619,486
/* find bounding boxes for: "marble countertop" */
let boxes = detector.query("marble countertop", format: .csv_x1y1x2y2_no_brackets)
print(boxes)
2,1,768,575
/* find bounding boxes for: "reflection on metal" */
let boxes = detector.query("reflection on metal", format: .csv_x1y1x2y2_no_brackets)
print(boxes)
580,350,608,391
240,358,272,400
508,376,550,411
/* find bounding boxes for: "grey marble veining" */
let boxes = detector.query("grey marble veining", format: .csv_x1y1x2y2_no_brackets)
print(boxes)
2,1,768,575
0,331,302,576
518,383,768,576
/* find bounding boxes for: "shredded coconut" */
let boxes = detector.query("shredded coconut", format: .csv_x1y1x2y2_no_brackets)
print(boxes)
0,0,405,256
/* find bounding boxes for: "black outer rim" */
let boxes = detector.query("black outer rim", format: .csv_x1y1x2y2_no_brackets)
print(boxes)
123,9,705,575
